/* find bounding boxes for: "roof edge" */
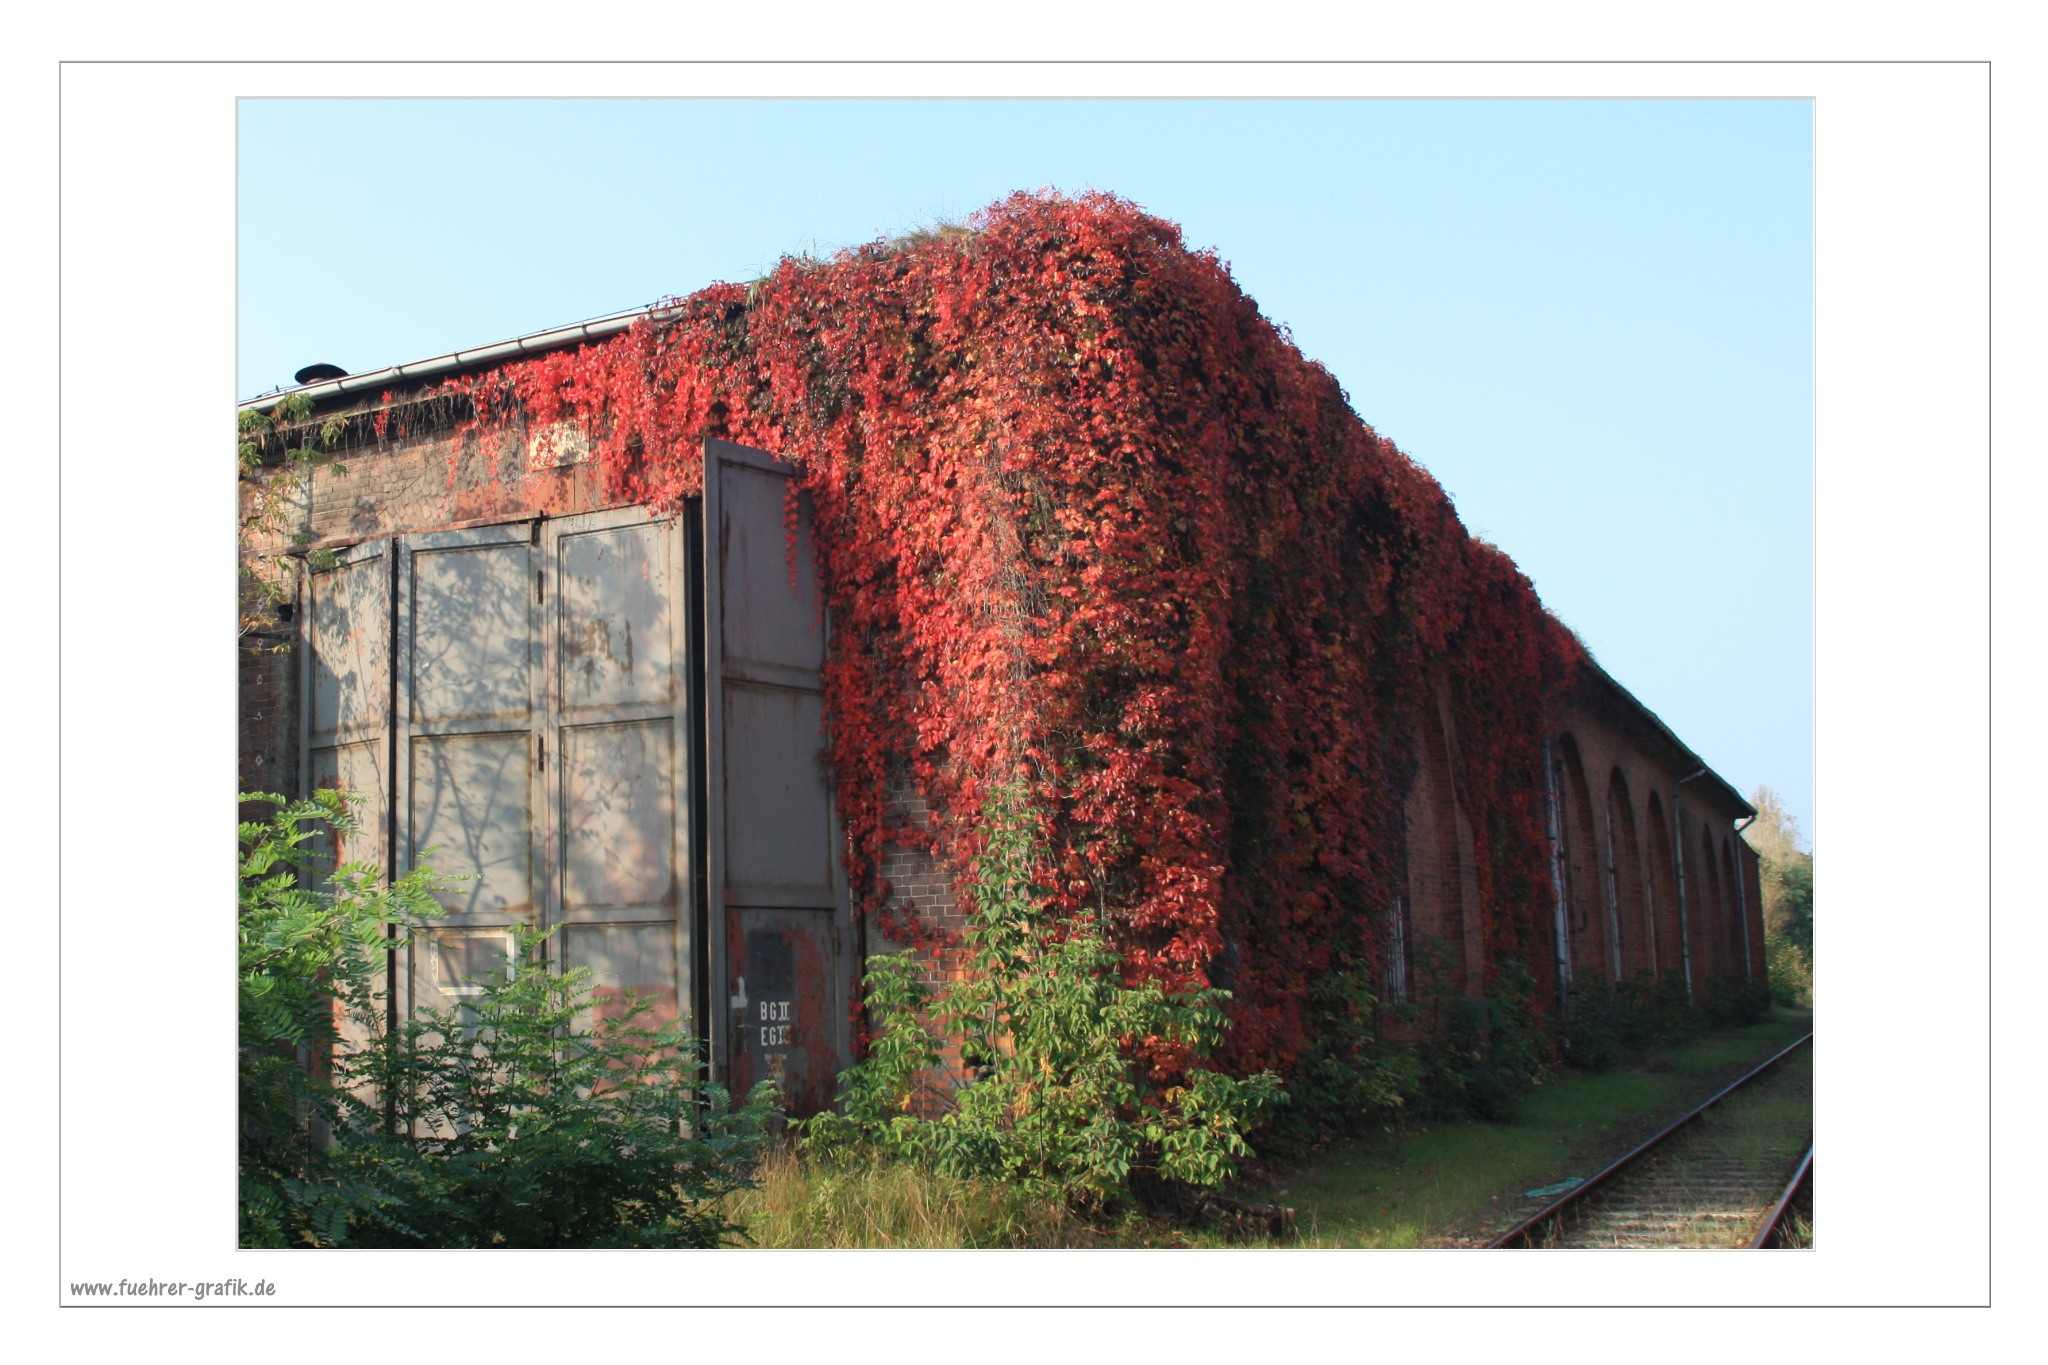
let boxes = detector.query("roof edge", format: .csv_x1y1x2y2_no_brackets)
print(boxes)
1580,656,1754,820
238,303,672,413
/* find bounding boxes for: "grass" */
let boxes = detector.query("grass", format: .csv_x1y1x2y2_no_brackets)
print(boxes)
1214,1005,1813,1247
718,1006,1812,1249
723,1146,1101,1248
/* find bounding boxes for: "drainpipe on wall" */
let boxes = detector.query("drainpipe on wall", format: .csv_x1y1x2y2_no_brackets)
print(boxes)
1542,738,1573,1012
1674,766,1708,1002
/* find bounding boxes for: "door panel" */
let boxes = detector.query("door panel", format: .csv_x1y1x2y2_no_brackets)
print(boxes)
546,510,694,1040
717,461,825,682
721,684,835,907
395,526,545,1029
703,439,850,1115
407,542,536,731
409,731,536,917
559,520,676,716
300,542,394,1086
304,541,392,868
724,908,838,1115
559,719,677,915
561,922,681,1033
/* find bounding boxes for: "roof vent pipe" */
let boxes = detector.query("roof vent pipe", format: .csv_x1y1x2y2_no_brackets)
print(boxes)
294,363,349,385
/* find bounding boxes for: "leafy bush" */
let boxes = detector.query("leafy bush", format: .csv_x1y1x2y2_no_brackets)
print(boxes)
334,928,780,1248
802,780,1285,1209
1262,961,1424,1154
238,790,444,1247
1699,973,1773,1028
1559,979,1628,1073
1561,972,1701,1071
1416,961,1546,1121
238,791,777,1248
1766,934,1813,1008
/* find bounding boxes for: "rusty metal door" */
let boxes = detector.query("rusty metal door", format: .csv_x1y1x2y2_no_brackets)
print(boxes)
299,538,396,1072
541,507,694,1038
391,512,695,1039
301,539,393,871
394,524,547,1026
302,467,840,1106
702,439,850,1114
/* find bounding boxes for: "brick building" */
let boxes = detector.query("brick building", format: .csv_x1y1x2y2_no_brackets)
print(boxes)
241,241,1765,1115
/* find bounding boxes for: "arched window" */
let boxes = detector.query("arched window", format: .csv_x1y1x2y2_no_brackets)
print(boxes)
1697,826,1724,982
1551,734,1609,983
1720,836,1747,980
1644,792,1682,980
1384,806,1412,1004
1606,769,1649,980
1408,700,1481,998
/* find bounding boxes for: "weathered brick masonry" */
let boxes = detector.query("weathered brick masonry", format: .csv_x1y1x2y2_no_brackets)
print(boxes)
241,320,1767,1090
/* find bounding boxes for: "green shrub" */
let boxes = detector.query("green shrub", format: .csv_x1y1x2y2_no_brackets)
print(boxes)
1561,973,1696,1070
1632,971,1702,1046
1262,962,1424,1154
238,790,777,1248
238,790,444,1247
1766,935,1813,1008
1559,967,1777,1068
1700,973,1773,1028
802,780,1285,1210
1560,978,1628,1072
1416,960,1546,1121
335,928,780,1248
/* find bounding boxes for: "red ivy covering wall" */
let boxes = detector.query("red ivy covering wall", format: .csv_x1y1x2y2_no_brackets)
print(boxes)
447,191,1582,1079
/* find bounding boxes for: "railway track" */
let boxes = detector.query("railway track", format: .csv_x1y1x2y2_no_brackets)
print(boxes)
1750,1146,1813,1248
1491,1032,1813,1249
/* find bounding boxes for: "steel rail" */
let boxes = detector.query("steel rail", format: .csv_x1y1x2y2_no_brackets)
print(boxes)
1748,1146,1814,1248
1489,1030,1814,1249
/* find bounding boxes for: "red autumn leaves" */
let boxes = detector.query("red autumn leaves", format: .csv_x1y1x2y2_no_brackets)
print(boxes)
446,191,1583,1078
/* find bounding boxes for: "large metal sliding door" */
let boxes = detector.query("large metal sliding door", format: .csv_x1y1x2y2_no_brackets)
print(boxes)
298,453,844,1108
390,512,695,1034
703,439,850,1115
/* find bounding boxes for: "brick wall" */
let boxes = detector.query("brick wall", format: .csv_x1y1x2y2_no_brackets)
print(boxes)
1740,840,1768,980
873,767,966,983
237,402,643,806
296,420,618,548
1403,684,1485,1002
1377,665,1764,1029
240,383,1769,1066
238,634,296,811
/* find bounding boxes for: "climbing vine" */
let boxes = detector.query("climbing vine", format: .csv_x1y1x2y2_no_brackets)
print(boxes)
441,191,1583,1080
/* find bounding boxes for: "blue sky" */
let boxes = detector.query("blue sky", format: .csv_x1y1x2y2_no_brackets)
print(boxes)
239,98,1813,847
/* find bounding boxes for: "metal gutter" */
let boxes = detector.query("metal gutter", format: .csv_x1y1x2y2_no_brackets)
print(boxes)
237,303,671,413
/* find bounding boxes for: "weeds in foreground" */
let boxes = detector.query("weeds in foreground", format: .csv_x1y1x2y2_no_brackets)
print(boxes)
724,1145,1092,1248
801,780,1283,1210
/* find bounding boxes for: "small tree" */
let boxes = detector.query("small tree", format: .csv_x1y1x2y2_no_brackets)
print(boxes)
237,790,444,1246
804,780,1284,1209
1744,785,1814,1007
